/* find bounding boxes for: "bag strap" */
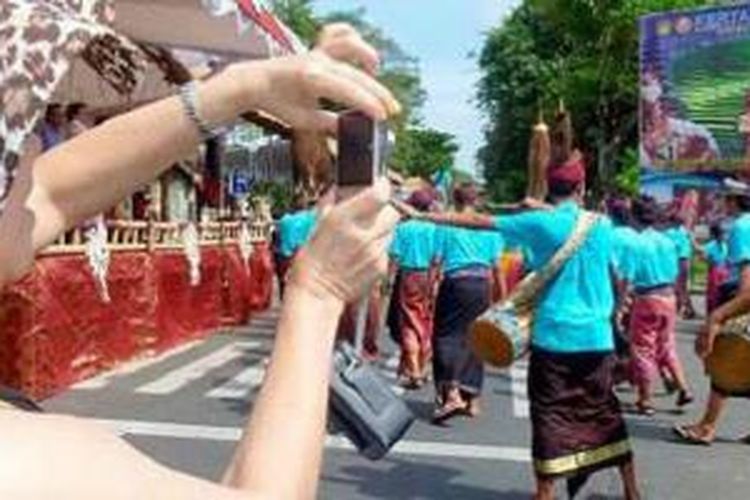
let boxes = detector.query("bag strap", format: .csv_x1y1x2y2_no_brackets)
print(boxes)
512,210,600,305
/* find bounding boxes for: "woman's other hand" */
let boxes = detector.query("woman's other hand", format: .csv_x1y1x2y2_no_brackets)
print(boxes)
224,24,400,134
289,179,401,305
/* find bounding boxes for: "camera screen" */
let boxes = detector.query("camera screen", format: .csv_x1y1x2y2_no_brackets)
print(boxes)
338,111,375,187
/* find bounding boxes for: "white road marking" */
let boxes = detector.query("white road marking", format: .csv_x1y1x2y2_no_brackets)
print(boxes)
205,365,266,399
511,360,529,419
135,341,260,395
73,341,202,390
95,419,530,462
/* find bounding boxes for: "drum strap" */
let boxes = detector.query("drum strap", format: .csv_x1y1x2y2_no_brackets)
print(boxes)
511,211,600,309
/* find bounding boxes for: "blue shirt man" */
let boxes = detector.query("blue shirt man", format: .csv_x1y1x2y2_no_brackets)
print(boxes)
704,239,728,267
277,209,317,258
495,201,616,353
727,213,750,285
435,225,504,274
665,226,693,261
389,220,439,270
629,228,679,290
612,225,641,283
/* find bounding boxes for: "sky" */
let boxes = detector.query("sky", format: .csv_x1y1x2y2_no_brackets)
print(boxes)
315,0,522,177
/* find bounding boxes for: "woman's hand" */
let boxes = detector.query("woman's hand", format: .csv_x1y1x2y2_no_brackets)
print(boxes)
227,46,400,133
289,179,402,304
315,23,380,75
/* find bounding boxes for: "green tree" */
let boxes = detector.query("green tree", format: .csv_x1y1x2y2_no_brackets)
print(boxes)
391,127,459,178
477,0,722,202
322,8,427,129
269,0,319,44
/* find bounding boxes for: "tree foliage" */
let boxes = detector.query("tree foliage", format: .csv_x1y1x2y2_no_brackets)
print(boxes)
269,0,319,45
390,127,459,179
272,4,442,178
477,0,724,202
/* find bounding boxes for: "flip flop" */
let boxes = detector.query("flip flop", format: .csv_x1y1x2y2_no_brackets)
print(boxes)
636,402,656,417
673,425,713,446
739,434,750,445
431,399,467,424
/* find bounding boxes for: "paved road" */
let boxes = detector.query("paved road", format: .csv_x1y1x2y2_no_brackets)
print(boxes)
46,297,750,499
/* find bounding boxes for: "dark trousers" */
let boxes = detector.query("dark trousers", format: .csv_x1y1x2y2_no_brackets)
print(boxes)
433,275,490,396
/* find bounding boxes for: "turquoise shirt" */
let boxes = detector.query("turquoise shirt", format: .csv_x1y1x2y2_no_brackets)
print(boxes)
277,209,317,258
727,213,750,284
495,202,615,353
629,228,679,289
435,225,504,274
665,226,693,260
704,239,728,267
389,220,439,270
612,225,640,283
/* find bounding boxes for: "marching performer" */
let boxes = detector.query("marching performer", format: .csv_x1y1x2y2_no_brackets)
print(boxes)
431,183,505,422
419,155,640,500
388,190,440,388
698,223,729,316
675,190,750,445
628,197,693,415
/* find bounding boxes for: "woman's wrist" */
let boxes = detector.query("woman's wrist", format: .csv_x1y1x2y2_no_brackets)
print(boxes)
197,63,267,128
283,280,344,320
286,253,346,314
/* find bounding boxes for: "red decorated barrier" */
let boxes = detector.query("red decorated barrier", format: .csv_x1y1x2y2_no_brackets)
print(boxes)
0,243,274,399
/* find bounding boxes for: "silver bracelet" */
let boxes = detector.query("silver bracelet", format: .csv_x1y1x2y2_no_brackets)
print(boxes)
178,80,220,141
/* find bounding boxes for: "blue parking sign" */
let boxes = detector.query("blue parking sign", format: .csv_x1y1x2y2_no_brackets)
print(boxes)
229,170,252,198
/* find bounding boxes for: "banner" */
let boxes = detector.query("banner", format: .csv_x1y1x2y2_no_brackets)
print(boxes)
640,4,750,203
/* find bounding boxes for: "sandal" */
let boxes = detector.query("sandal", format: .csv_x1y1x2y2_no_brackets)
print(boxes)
398,376,424,391
739,434,750,445
676,390,694,408
431,398,467,424
636,402,656,417
673,425,713,446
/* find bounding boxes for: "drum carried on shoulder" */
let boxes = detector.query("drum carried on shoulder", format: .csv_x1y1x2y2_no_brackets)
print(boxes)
706,315,750,395
470,212,599,368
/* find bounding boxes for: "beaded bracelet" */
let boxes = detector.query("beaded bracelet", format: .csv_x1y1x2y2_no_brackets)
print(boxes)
178,80,222,141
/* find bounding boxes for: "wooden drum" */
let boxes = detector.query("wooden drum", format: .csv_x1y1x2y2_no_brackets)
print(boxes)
470,302,532,368
706,333,750,394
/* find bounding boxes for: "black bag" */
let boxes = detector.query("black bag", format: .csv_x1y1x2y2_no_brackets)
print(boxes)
329,341,415,460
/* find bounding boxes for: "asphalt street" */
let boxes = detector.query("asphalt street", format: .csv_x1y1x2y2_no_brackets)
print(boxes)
46,296,750,499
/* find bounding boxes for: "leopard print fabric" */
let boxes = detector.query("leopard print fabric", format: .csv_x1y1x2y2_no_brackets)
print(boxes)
0,0,146,206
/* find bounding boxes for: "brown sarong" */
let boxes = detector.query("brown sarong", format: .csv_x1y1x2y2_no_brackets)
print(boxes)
397,270,433,379
529,348,632,479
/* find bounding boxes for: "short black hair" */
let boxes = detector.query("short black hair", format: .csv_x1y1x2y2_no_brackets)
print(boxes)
736,194,750,212
547,179,580,199
632,196,659,227
66,102,86,121
710,223,724,241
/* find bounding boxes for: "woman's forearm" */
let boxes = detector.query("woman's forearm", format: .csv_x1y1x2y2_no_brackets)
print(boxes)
0,66,253,285
223,284,343,498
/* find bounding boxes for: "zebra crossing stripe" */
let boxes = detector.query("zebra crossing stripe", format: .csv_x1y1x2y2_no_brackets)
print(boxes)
205,365,266,399
135,341,261,395
95,418,531,463
73,341,203,390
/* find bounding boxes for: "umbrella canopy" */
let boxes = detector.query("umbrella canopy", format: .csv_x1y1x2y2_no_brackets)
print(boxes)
0,0,303,206
116,0,303,60
0,0,146,203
